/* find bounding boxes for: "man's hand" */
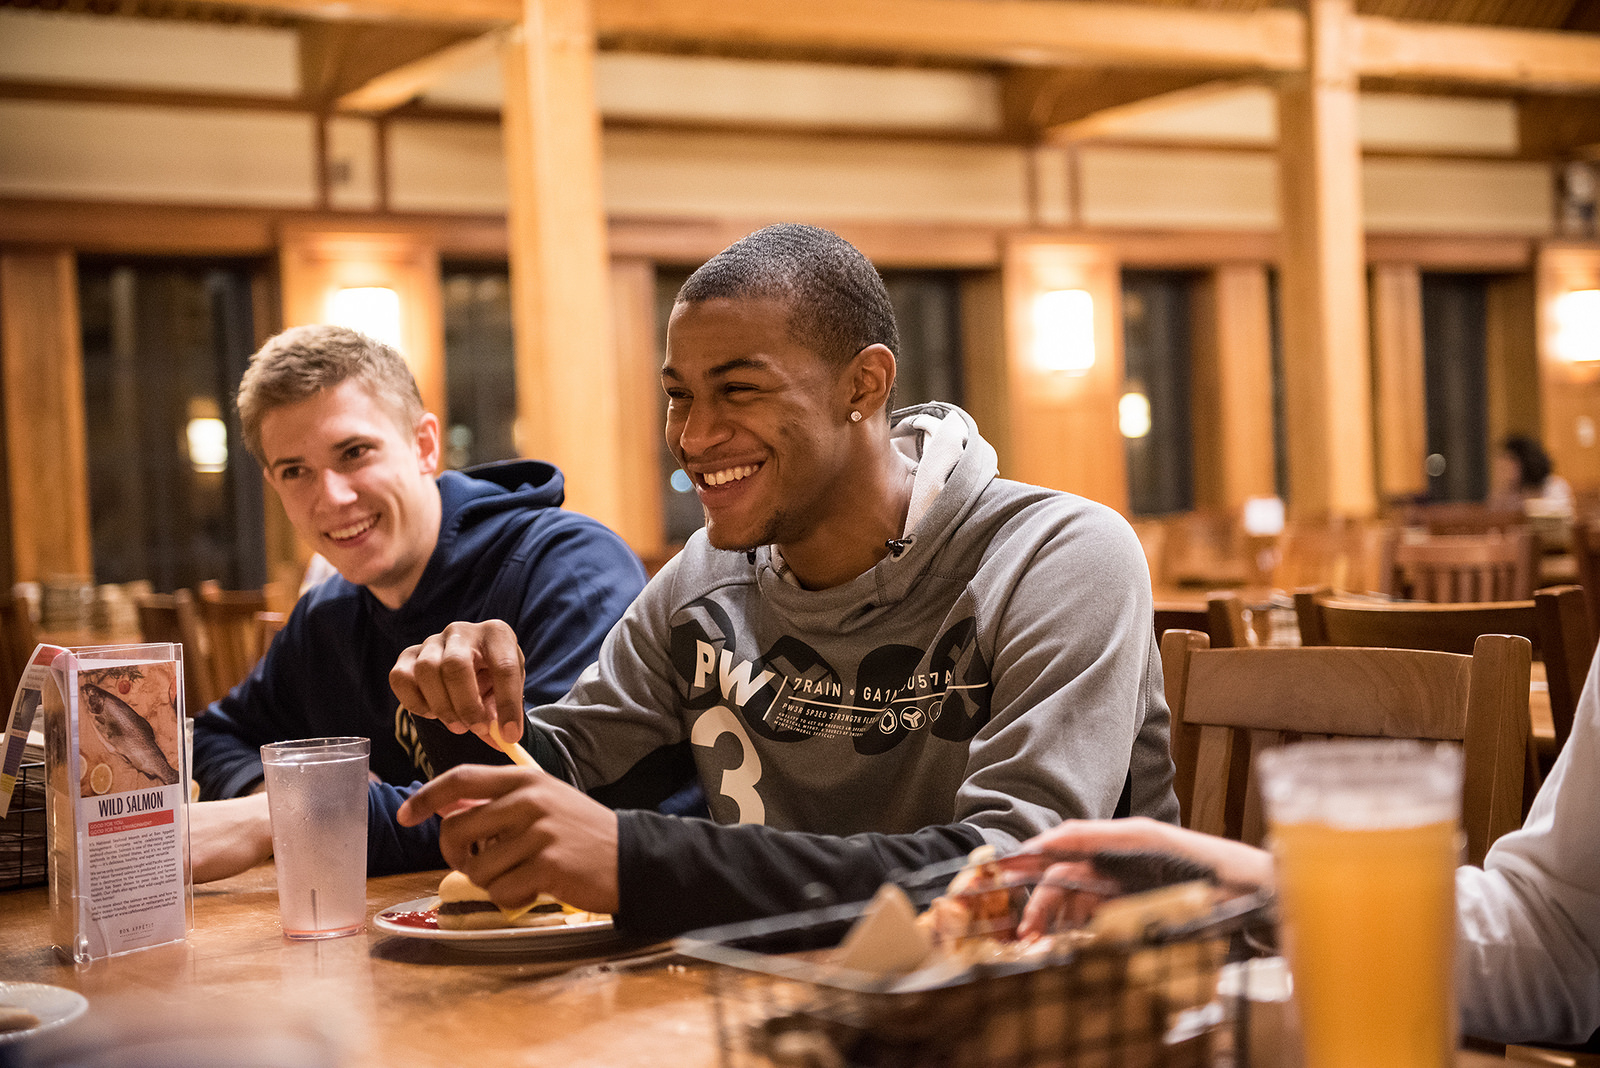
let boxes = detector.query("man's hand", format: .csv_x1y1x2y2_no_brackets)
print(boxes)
390,619,527,743
396,764,620,916
189,794,274,883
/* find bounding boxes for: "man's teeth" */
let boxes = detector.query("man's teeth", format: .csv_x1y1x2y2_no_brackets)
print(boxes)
328,517,377,540
703,465,758,487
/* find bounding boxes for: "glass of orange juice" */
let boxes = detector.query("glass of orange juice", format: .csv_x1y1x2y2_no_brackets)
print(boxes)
1257,739,1462,1068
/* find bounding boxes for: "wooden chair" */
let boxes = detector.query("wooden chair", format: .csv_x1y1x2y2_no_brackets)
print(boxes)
134,588,214,713
1572,516,1600,635
195,581,271,701
254,611,286,658
1160,628,1531,867
1153,592,1251,648
1294,585,1595,756
1379,527,1536,602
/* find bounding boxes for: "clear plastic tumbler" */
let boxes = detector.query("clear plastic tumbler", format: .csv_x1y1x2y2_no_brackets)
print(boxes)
260,737,370,940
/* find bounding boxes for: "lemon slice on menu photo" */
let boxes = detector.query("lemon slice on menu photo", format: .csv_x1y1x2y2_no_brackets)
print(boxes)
89,763,113,795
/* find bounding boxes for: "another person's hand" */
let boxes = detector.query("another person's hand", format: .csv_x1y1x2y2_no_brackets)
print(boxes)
390,619,526,743
1009,817,1274,939
188,793,274,884
396,764,620,916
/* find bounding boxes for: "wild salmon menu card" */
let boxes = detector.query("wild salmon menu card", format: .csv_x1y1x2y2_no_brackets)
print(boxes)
32,642,192,963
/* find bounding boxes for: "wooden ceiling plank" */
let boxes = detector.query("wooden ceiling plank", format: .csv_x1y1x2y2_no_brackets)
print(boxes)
592,0,1307,73
231,0,517,25
336,29,507,112
1356,14,1600,89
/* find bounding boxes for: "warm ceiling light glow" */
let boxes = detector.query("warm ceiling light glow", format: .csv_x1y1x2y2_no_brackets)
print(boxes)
1554,289,1600,363
327,286,403,350
186,417,229,473
1031,289,1095,374
1119,391,1151,439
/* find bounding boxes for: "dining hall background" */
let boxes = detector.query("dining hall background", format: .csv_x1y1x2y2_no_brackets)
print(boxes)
0,0,1597,615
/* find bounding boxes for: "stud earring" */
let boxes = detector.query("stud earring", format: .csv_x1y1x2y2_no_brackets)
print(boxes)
849,410,863,423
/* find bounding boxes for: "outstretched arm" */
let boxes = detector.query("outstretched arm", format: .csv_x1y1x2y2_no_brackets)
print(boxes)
390,619,528,743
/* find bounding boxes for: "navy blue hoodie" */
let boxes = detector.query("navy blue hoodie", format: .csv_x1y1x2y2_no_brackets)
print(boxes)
192,460,650,874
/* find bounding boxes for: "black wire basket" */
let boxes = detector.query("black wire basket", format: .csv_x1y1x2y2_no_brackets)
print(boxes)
676,851,1274,1068
1,760,48,891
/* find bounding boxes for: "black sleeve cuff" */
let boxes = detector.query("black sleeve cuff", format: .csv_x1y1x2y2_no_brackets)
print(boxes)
614,813,985,940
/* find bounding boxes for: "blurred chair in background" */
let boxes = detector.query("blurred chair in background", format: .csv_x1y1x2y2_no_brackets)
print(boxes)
1160,628,1531,867
1379,528,1537,602
195,581,271,702
135,589,214,714
0,589,38,701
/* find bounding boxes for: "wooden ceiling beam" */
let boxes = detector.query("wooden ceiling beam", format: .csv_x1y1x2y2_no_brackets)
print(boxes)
336,29,506,112
593,0,1306,73
1354,15,1600,90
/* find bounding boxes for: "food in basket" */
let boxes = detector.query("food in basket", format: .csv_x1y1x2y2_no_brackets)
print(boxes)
434,871,597,930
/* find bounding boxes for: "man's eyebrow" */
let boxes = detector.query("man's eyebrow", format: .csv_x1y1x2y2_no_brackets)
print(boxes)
661,355,774,380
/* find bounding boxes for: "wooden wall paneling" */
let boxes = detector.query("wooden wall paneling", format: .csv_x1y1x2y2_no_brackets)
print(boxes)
958,271,1010,471
1275,0,1377,519
1485,272,1540,455
608,257,666,559
1190,263,1275,511
0,250,93,585
1000,237,1126,511
1370,262,1427,503
501,7,627,532
1536,244,1600,492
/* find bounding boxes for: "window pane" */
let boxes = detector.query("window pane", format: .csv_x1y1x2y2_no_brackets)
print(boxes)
442,264,518,470
78,258,266,591
1122,270,1197,517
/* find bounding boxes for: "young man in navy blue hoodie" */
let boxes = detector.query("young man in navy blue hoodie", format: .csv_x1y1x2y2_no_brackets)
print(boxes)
189,324,660,881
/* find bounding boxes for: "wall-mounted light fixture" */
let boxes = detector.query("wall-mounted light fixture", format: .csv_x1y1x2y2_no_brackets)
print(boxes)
1118,390,1151,439
185,398,229,474
1554,289,1600,363
1242,495,1286,537
1031,289,1095,374
327,286,404,350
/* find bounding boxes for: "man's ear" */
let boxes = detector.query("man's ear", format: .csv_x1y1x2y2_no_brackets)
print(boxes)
415,412,443,475
846,344,897,420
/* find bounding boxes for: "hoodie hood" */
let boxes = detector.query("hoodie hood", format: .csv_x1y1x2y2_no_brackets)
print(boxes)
373,460,566,629
754,402,998,629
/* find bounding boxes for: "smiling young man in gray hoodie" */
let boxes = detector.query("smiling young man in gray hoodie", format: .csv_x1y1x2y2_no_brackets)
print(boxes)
392,223,1179,939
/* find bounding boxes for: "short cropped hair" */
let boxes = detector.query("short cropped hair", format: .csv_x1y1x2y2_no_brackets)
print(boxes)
1501,434,1553,490
236,325,423,465
676,223,901,368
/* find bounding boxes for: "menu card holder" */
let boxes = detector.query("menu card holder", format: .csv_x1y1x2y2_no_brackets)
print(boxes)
29,642,193,963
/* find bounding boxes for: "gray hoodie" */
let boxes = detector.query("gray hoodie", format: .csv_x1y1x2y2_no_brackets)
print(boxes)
530,403,1179,937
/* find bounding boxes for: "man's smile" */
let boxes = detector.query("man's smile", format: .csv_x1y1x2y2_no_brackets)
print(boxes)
698,463,761,488
327,516,378,542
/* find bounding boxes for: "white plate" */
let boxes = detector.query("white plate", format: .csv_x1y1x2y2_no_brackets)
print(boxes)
373,896,620,955
0,981,89,1045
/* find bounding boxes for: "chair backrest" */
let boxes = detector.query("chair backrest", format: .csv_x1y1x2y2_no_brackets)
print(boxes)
134,588,214,713
196,581,271,701
1294,585,1594,755
1400,501,1528,536
1572,516,1600,636
1160,629,1531,867
1380,528,1536,602
1153,592,1251,649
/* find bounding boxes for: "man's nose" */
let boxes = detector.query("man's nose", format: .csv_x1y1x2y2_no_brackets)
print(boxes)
318,469,358,506
673,401,730,455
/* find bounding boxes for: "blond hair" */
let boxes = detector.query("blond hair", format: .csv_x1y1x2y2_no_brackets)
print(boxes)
236,325,423,464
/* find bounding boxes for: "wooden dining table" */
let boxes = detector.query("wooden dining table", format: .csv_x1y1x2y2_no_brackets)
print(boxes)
0,862,1529,1067
0,864,719,1068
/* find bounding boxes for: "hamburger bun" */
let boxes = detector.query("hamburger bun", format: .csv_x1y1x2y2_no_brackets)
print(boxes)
434,870,587,931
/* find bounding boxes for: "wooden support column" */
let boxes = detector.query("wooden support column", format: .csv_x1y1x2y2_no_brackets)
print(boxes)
608,257,666,558
1276,0,1376,518
1000,238,1126,511
0,250,92,585
1369,263,1426,502
1191,264,1276,511
501,3,626,531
